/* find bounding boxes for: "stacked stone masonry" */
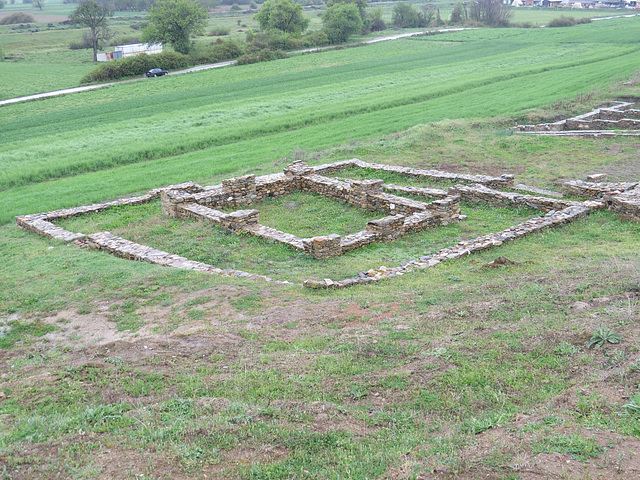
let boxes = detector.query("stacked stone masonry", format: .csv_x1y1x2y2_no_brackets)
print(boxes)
15,159,635,288
563,180,640,218
160,161,465,259
516,101,640,136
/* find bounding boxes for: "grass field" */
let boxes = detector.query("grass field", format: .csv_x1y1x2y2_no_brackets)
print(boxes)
0,0,627,99
2,13,640,480
3,18,640,225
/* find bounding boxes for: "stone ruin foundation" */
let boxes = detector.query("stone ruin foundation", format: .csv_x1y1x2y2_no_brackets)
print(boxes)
16,159,639,289
515,101,640,137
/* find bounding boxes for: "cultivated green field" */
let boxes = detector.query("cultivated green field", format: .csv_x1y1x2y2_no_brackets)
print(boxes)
0,0,626,99
2,14,640,480
3,18,640,225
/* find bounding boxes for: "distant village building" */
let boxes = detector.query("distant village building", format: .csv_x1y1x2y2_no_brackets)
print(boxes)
515,0,633,5
97,43,162,62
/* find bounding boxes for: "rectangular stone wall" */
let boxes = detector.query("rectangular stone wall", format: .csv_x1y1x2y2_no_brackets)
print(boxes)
298,175,354,203
303,234,342,259
255,173,296,200
366,192,427,215
17,181,203,243
562,180,639,199
312,159,358,176
222,174,257,206
604,188,640,218
366,215,405,241
451,184,570,211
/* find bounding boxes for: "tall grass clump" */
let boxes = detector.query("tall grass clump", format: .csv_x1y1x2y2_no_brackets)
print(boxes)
0,12,35,24
208,26,231,36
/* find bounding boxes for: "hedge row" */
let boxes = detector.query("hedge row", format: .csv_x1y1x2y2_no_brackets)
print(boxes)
80,51,190,83
548,16,592,28
236,48,289,65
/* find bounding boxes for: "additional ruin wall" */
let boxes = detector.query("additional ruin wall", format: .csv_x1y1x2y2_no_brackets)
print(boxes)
516,101,640,135
451,184,574,211
604,187,640,218
305,205,591,289
562,180,639,199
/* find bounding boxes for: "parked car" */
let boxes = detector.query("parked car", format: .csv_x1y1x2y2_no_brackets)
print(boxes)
145,68,168,78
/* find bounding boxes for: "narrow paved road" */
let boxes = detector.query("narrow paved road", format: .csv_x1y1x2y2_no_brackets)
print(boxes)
0,60,237,106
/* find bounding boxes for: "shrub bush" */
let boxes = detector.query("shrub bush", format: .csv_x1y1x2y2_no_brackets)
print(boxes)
251,30,329,51
548,16,577,27
80,51,190,83
208,26,230,36
511,21,533,28
69,32,93,50
369,7,386,32
193,38,246,63
0,12,35,24
236,48,288,65
548,16,590,28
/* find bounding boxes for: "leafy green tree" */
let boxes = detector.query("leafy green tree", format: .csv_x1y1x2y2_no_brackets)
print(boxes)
142,0,208,55
392,2,421,28
469,0,513,27
254,0,309,35
70,0,113,61
0,0,5,9
369,7,386,32
326,0,367,22
322,2,362,44
450,3,464,23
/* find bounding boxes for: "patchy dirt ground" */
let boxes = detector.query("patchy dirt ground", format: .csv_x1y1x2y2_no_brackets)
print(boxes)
2,274,640,479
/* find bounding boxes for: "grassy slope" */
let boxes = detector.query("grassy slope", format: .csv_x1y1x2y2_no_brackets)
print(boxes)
2,18,640,224
2,17,640,480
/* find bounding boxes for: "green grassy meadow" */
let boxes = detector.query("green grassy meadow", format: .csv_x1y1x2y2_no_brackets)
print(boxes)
2,13,640,480
3,18,640,224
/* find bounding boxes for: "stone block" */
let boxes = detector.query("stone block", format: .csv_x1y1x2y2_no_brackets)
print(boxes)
302,234,342,259
284,161,314,178
587,173,607,182
366,215,405,240
222,174,257,206
226,209,259,229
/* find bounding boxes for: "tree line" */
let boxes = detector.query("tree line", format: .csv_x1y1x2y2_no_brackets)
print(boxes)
73,0,515,78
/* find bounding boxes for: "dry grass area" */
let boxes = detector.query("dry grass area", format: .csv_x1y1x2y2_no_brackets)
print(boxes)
3,102,640,478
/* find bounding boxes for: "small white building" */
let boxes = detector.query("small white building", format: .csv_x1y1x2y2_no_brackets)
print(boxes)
115,43,163,58
97,43,163,62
